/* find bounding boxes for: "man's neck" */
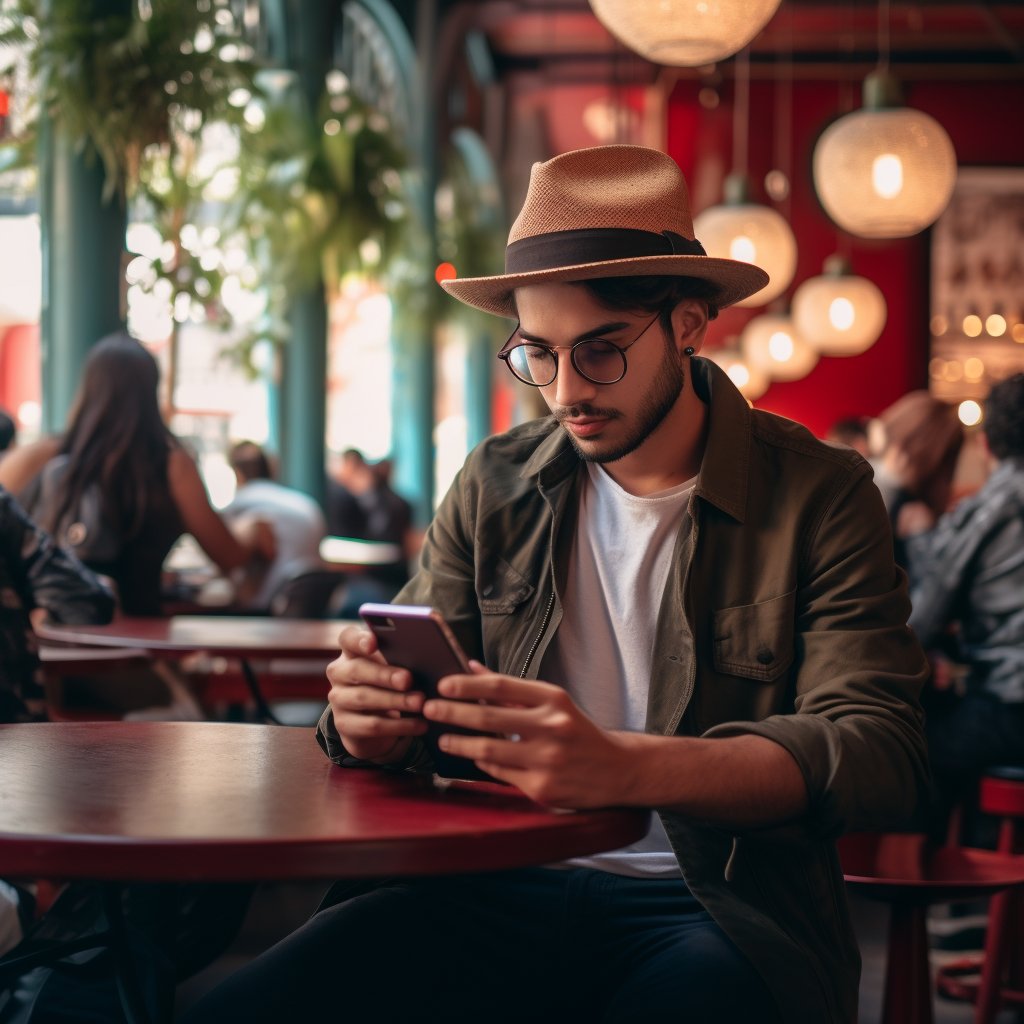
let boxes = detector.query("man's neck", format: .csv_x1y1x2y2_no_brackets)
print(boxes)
600,388,708,496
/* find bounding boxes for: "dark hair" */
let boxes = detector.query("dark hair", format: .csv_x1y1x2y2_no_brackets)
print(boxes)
984,373,1024,460
879,390,964,517
0,408,15,452
229,440,273,481
581,276,720,337
828,416,870,446
45,332,173,540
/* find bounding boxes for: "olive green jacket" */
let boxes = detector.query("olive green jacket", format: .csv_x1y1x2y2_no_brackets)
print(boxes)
317,357,930,1023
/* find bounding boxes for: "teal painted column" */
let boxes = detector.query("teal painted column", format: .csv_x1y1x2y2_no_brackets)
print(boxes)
274,0,334,508
383,0,436,527
466,326,493,449
38,0,128,433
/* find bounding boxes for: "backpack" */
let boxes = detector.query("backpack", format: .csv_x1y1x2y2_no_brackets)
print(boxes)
26,457,123,565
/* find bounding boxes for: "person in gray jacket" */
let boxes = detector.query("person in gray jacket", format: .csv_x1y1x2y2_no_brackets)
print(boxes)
900,372,1024,832
183,146,929,1024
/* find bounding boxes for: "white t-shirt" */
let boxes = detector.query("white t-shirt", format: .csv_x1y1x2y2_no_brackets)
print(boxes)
539,462,695,877
224,479,327,609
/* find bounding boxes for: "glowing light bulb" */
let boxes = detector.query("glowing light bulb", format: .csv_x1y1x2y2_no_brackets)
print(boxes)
958,400,982,427
829,297,855,331
962,315,982,338
728,364,751,388
768,331,794,362
986,314,1006,337
872,154,903,199
729,235,757,263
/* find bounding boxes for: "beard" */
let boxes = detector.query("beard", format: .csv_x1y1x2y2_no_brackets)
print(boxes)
555,336,686,465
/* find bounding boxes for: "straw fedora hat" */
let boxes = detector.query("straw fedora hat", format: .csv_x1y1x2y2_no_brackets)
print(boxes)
442,145,769,318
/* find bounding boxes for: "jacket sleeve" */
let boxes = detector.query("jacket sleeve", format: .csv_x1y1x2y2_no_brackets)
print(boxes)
903,503,978,649
708,466,931,836
314,465,480,767
3,488,115,625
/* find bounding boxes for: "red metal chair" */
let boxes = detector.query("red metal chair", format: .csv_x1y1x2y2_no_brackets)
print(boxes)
935,766,1024,1023
839,831,1024,1024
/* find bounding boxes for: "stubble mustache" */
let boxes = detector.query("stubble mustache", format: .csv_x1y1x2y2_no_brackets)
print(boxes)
552,404,622,423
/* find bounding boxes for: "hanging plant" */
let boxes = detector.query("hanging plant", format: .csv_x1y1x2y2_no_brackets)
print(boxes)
232,71,410,297
0,0,259,201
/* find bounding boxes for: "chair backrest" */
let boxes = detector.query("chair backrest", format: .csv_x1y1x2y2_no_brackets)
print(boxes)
268,570,346,619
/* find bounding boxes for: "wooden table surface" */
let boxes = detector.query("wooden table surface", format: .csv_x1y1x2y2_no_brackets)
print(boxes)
0,722,649,882
36,616,351,661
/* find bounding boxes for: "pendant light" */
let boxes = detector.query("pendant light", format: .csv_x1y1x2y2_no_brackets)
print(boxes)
693,48,797,308
707,345,769,402
740,311,819,381
589,0,782,68
811,0,956,239
791,255,887,356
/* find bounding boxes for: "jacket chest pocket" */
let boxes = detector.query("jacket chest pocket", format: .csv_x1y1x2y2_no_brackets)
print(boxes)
712,589,796,682
478,557,535,615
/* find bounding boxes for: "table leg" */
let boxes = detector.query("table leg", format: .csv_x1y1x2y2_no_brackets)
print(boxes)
102,884,157,1024
239,658,282,725
882,903,934,1024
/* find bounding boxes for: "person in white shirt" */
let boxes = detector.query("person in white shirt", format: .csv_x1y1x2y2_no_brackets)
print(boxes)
223,442,327,611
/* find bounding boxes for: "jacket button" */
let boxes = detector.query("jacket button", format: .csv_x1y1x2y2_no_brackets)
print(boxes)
756,647,774,665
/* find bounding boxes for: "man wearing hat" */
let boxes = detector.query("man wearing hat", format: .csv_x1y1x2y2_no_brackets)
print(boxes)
187,147,929,1023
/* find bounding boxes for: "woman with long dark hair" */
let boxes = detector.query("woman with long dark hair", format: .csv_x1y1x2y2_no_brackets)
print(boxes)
3,332,271,615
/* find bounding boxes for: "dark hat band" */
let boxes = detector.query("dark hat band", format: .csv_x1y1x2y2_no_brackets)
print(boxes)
505,228,707,274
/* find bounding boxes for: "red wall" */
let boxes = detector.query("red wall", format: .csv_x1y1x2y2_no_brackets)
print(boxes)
668,75,1024,437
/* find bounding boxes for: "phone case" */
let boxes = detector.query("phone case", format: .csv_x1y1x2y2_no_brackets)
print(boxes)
359,604,495,782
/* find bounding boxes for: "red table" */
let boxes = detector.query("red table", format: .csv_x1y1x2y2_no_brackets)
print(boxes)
840,832,1024,1024
0,721,647,1023
36,616,354,722
0,721,649,881
35,616,349,661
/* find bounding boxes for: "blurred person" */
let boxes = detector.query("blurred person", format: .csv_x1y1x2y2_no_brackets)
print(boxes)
1,332,273,617
326,448,418,615
0,484,114,955
0,407,15,454
223,440,327,610
870,390,964,568
825,415,870,458
899,373,1024,837
184,146,929,1024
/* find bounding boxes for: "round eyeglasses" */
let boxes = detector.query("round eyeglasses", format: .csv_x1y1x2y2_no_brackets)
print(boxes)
497,312,662,388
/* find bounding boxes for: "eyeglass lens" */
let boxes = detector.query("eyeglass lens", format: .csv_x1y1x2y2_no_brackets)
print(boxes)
507,339,626,386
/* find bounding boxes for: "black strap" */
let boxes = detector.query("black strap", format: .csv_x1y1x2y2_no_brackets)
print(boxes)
505,228,706,273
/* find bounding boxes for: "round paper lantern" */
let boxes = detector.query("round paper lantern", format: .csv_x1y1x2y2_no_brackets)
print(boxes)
791,256,887,356
693,176,797,308
589,0,782,68
740,313,819,381
706,346,769,401
813,72,957,239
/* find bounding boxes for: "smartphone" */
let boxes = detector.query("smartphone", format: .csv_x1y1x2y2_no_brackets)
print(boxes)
359,603,494,782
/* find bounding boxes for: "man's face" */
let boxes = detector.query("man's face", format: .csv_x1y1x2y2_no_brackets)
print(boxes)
512,282,694,466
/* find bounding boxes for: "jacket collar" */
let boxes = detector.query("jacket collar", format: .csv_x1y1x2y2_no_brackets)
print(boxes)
520,356,751,522
690,357,751,523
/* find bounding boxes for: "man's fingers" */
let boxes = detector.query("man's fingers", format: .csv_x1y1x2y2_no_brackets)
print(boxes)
436,672,562,706
422,698,532,736
438,732,533,768
335,711,428,740
331,684,424,715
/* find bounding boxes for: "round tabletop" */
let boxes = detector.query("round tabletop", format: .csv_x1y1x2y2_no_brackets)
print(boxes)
0,722,649,882
36,616,352,660
839,832,1024,905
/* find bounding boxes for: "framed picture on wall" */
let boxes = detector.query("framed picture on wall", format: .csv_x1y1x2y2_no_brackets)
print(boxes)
929,166,1024,403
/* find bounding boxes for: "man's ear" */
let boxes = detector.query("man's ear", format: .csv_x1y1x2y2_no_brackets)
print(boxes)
670,300,709,356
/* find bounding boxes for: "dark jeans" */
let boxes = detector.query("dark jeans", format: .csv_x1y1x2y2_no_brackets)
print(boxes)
924,688,1024,843
179,867,780,1023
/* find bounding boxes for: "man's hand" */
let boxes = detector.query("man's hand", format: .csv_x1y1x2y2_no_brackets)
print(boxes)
326,625,428,765
423,666,636,808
